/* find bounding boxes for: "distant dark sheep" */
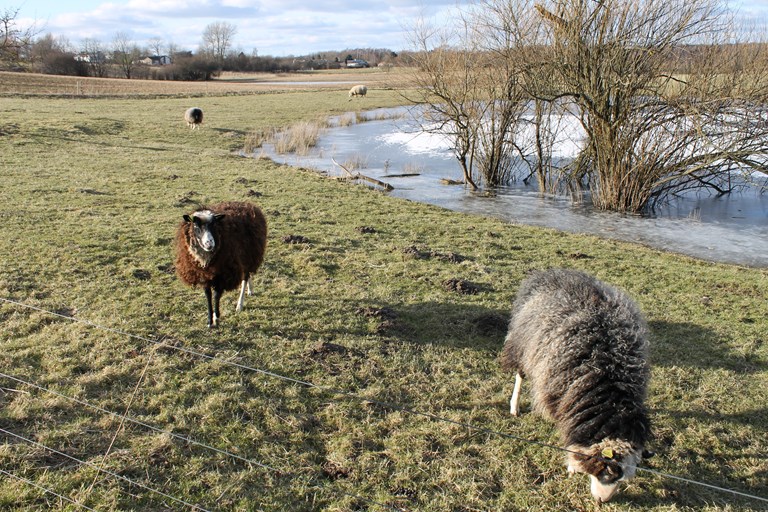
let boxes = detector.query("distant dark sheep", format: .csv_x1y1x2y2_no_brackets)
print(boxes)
348,84,367,101
184,107,203,129
501,268,653,503
174,201,267,328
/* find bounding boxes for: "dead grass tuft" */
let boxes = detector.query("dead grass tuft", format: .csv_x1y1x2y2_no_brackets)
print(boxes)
272,121,324,155
244,127,276,153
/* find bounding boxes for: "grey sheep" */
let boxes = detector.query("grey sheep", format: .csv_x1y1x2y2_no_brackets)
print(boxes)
348,84,367,101
184,107,203,129
174,201,267,328
500,268,653,503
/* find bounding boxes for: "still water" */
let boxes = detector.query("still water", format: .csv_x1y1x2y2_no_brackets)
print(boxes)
261,107,768,268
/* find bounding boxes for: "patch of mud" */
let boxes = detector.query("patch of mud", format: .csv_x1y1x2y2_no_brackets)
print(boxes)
282,234,310,244
442,278,480,295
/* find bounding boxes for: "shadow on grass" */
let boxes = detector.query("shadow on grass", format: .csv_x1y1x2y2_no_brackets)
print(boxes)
655,405,768,430
30,129,171,152
636,403,768,508
358,300,510,353
649,320,762,373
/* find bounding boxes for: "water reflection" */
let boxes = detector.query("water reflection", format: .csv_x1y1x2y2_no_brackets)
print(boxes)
259,107,768,268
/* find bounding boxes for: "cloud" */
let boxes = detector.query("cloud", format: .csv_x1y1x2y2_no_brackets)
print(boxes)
21,0,443,54
123,0,260,18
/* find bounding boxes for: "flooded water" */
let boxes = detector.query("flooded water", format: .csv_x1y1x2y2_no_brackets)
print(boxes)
260,107,768,268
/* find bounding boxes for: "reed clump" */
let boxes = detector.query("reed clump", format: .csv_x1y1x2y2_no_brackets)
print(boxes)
272,121,324,155
244,127,276,153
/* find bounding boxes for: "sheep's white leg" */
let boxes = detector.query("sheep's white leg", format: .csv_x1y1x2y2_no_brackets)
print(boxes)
510,372,523,416
236,279,247,312
246,277,253,296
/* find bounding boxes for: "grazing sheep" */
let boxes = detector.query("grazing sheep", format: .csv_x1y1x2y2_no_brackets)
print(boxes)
174,201,267,328
348,84,367,101
184,107,204,129
501,268,652,503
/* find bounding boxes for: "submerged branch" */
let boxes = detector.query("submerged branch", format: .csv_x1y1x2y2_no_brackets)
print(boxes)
331,157,394,191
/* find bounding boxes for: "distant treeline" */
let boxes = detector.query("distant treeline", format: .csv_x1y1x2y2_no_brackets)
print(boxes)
7,42,408,81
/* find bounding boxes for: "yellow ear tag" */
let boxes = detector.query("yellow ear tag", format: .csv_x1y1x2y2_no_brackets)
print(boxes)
602,448,614,459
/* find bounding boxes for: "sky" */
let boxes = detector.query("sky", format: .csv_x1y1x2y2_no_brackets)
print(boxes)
14,0,768,58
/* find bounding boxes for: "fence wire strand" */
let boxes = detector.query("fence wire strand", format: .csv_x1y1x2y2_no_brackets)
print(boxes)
0,468,97,511
0,371,403,511
0,428,212,511
0,371,280,472
0,376,403,511
1,296,767,506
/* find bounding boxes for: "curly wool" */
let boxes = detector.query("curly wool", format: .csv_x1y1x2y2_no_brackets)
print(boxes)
501,268,651,449
184,107,203,129
174,201,267,294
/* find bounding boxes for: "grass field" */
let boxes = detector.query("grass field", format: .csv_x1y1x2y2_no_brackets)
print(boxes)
1,71,767,511
0,68,408,97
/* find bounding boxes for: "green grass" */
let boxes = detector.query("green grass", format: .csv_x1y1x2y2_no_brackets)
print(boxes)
1,86,767,511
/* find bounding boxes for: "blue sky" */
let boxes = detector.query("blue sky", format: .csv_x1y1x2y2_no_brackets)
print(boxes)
14,0,768,57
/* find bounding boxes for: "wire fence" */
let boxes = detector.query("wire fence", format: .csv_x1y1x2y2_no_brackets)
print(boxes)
1,296,767,510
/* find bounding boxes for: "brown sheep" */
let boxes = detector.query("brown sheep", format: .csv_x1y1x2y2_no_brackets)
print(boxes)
174,201,267,328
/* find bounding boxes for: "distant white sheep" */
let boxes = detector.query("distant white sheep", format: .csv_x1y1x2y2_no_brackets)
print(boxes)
184,107,203,129
348,85,367,101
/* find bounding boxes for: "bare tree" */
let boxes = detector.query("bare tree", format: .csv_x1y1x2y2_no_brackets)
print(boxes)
167,41,180,59
112,31,141,79
1,7,37,68
417,0,768,212
29,33,84,75
28,33,59,68
201,21,237,62
406,14,531,189
530,0,768,211
81,38,108,77
148,36,164,57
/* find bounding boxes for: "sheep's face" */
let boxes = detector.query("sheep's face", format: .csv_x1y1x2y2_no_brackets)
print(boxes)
184,210,225,253
566,440,650,503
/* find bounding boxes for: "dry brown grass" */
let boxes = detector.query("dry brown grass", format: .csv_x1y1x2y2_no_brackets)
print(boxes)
243,127,277,153
343,153,368,170
272,120,325,155
337,112,358,127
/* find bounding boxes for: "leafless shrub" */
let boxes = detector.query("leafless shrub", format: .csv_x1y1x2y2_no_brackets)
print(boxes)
523,0,768,211
408,0,768,212
402,163,423,174
405,13,532,189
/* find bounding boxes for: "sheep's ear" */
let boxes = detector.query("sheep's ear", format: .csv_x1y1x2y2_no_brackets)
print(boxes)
183,214,192,222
